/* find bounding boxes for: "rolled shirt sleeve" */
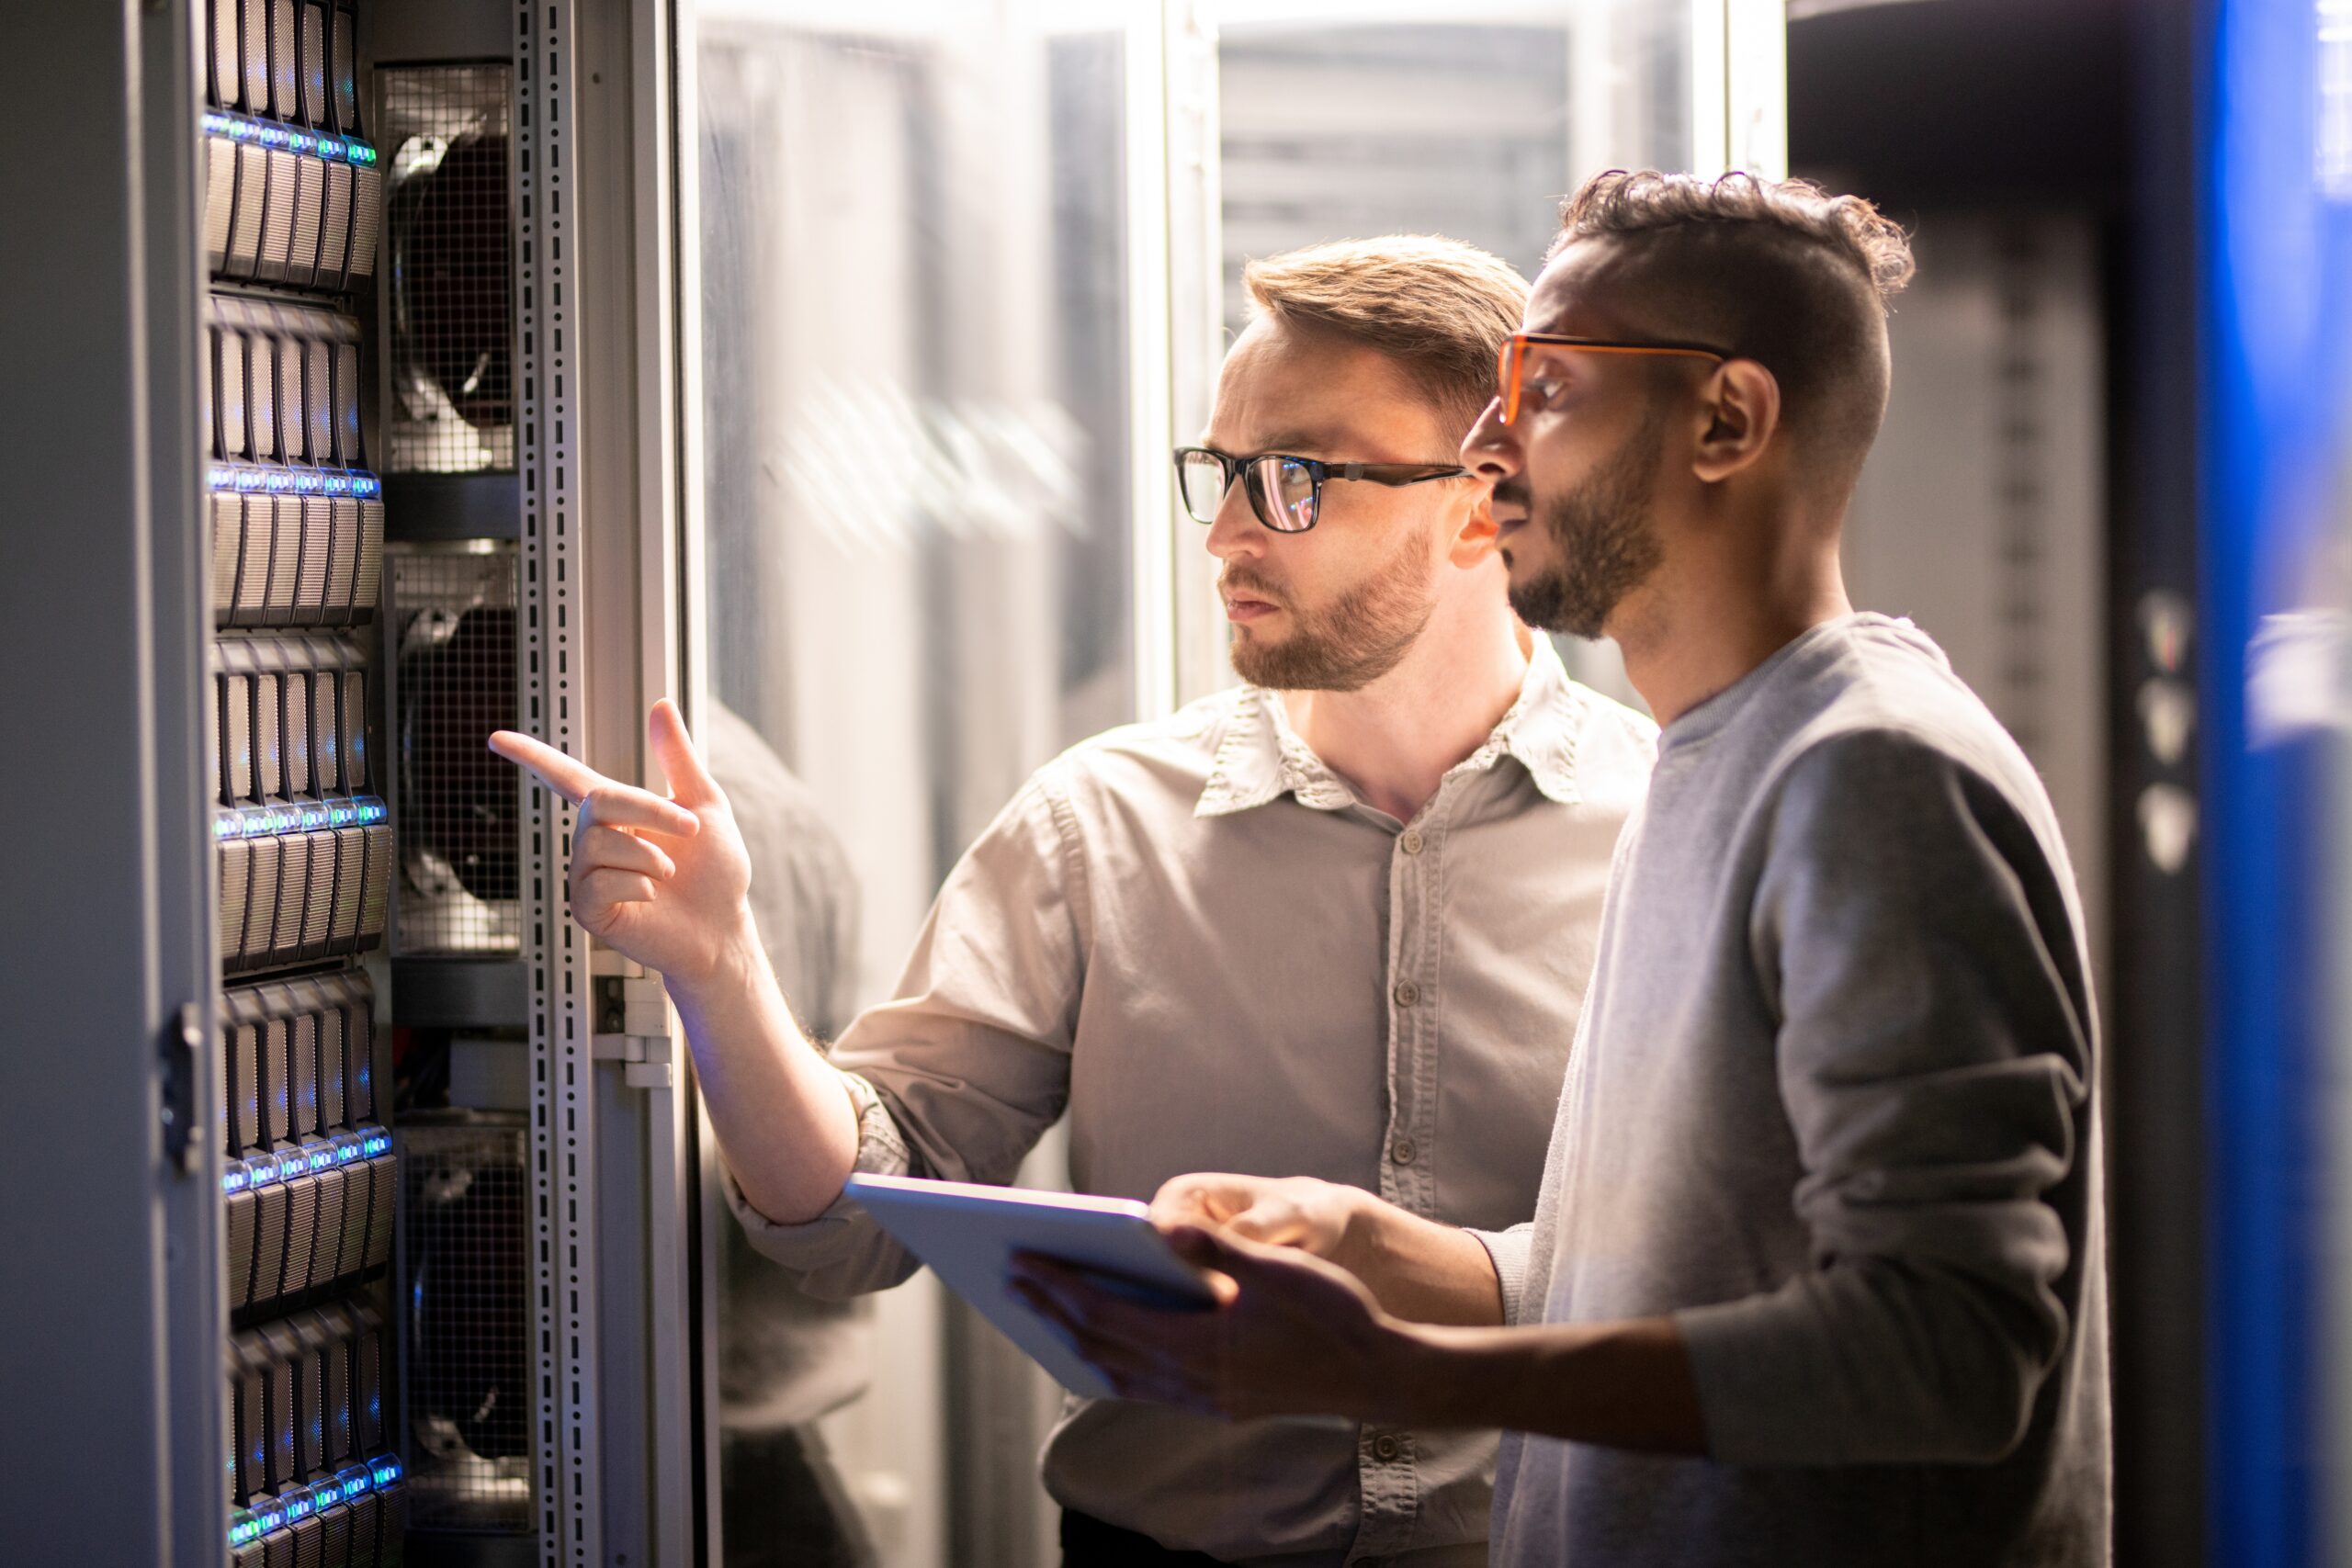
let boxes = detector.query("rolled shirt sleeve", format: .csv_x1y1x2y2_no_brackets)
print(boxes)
725,1068,917,1293
729,771,1089,1299
1674,728,2093,1467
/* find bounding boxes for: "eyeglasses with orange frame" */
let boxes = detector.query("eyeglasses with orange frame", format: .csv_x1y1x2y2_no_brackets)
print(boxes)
1494,332,1730,425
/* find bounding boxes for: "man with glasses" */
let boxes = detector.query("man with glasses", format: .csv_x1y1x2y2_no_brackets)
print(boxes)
491,234,1657,1566
1019,171,2109,1568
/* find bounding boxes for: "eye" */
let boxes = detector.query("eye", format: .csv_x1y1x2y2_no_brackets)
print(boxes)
1523,373,1566,410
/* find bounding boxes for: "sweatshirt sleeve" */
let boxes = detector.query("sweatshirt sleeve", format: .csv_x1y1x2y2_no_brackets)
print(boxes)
1673,728,2094,1466
1467,1224,1535,1327
729,770,1090,1298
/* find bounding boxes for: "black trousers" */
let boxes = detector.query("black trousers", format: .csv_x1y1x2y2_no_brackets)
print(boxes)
1061,1508,1229,1567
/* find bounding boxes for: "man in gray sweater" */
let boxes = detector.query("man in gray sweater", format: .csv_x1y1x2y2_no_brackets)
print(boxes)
1019,169,2110,1566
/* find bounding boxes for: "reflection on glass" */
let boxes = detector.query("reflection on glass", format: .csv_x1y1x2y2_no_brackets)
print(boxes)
695,6,1134,1565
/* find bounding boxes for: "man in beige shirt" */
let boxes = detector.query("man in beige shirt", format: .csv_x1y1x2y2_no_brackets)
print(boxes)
494,235,1655,1566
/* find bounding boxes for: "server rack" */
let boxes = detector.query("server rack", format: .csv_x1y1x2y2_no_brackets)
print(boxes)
0,1,703,1562
200,3,410,1562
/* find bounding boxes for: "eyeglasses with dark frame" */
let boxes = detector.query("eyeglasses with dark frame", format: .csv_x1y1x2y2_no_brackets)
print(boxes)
1172,446,1471,534
1495,332,1730,426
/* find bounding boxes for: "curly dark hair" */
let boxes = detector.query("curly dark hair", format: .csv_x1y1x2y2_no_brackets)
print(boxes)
1554,169,1914,300
1546,170,1916,487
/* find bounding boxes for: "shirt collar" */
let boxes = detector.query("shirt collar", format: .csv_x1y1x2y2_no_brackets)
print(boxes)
1194,635,1592,818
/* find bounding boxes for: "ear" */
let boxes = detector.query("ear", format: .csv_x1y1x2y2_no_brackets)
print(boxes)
1690,359,1781,484
1446,482,1501,568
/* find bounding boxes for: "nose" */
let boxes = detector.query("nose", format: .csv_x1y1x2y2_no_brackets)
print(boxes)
1461,396,1521,484
1203,471,1266,563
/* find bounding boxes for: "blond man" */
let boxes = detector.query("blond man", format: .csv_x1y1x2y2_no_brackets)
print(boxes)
495,236,1656,1567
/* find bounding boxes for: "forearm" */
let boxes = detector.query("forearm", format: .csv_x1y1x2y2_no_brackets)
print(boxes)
665,907,861,1224
1400,1315,1707,1453
1333,1190,1507,1327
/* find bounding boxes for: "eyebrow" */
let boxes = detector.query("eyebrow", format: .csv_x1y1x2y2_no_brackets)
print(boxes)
1199,427,1351,457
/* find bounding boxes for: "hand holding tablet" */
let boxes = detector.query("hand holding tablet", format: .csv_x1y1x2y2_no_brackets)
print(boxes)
841,1173,1216,1397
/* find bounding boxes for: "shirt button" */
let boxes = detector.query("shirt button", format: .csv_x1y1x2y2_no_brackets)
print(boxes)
1390,1138,1417,1167
1373,1435,1402,1462
1393,981,1419,1009
1400,829,1424,855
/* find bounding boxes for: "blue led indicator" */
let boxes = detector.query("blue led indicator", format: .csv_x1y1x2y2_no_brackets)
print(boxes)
351,474,379,497
235,468,265,491
294,472,322,493
223,1168,246,1194
264,471,292,492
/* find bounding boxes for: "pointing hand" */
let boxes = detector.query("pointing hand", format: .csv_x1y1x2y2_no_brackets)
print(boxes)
489,700,753,987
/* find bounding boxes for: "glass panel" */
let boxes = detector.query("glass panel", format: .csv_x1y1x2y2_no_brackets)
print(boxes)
693,5,1136,1564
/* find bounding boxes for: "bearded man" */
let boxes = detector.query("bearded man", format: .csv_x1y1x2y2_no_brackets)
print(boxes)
494,235,1657,1567
1021,173,2110,1568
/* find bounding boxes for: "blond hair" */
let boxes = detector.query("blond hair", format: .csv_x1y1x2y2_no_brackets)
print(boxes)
1242,234,1529,440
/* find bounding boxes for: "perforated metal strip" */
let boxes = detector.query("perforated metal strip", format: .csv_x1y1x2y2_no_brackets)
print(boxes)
516,2,598,1562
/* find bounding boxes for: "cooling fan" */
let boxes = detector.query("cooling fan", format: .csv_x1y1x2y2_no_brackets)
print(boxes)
392,557,518,953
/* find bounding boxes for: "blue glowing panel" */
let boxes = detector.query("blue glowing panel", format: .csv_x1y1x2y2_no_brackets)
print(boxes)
2202,4,2352,1564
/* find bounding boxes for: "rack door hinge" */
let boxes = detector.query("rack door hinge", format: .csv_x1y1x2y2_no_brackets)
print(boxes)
593,972,673,1089
163,1002,204,1174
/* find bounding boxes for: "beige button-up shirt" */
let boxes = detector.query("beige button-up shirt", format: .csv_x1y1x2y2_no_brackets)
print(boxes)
730,637,1656,1566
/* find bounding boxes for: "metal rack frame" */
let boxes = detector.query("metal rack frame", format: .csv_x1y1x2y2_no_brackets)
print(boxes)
514,0,701,1562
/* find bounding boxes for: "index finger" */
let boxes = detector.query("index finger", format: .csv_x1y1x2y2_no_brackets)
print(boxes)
490,729,603,806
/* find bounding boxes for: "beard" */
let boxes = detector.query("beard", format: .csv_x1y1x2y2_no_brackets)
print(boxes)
1504,410,1666,640
1226,517,1440,692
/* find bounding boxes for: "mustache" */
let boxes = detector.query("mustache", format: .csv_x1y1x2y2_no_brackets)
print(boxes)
1490,479,1531,513
1218,570,1285,604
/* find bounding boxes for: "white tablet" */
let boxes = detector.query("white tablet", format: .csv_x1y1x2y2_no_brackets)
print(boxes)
842,1172,1216,1398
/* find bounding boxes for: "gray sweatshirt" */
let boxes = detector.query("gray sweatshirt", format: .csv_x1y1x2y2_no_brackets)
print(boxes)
1487,614,2110,1567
